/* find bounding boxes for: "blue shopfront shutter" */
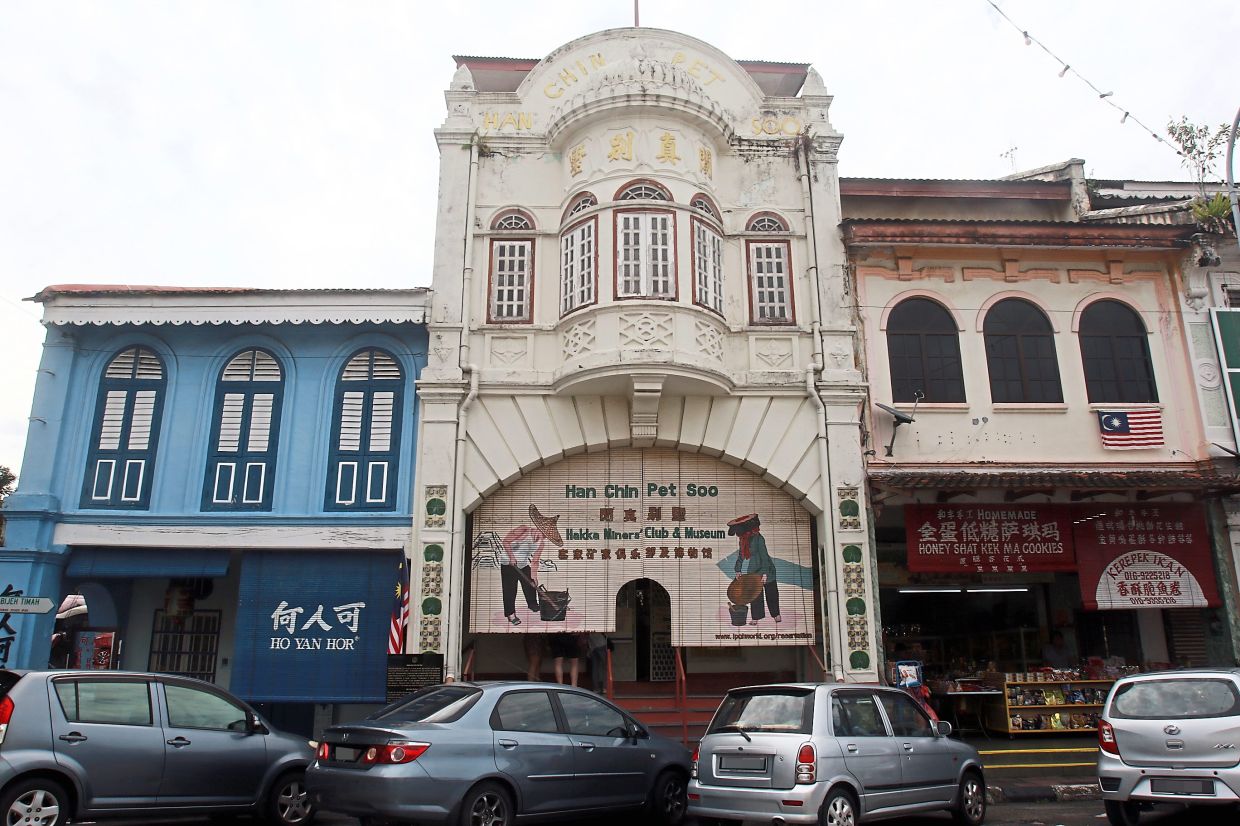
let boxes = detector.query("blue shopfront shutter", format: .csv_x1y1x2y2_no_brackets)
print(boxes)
231,551,398,703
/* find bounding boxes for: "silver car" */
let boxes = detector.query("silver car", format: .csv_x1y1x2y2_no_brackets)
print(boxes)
306,681,691,826
688,683,986,826
0,669,315,826
1098,668,1240,826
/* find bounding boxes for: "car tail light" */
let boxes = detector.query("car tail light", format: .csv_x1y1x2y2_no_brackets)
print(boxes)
0,696,13,747
691,747,699,779
317,741,330,761
796,743,816,784
361,742,430,765
1098,720,1120,756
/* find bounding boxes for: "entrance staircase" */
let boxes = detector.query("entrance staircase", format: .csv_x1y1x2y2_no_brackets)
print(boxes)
610,669,797,747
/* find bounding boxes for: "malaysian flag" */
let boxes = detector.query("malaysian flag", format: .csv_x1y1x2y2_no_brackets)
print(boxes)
1097,410,1164,449
388,560,410,654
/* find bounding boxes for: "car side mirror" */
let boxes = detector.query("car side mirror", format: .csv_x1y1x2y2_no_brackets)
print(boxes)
248,712,269,735
629,722,648,741
935,720,952,738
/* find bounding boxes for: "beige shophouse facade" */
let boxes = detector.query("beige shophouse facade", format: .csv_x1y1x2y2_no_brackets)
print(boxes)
409,27,877,685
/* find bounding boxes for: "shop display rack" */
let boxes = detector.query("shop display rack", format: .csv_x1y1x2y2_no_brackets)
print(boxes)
981,672,1115,736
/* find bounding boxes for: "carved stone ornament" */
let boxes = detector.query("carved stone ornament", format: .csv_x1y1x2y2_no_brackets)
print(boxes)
754,338,793,368
619,312,674,349
489,336,528,366
562,319,596,359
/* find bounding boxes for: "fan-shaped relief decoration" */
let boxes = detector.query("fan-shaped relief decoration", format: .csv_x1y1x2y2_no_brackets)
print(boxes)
567,192,597,216
562,319,596,359
617,181,671,201
694,319,724,362
619,312,674,349
546,55,736,140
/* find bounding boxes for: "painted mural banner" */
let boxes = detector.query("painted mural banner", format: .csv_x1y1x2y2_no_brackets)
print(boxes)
905,504,1076,573
1075,504,1220,610
469,448,816,647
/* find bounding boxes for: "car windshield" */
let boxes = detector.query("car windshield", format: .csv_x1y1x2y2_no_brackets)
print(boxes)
708,689,813,735
371,685,482,723
1111,678,1240,720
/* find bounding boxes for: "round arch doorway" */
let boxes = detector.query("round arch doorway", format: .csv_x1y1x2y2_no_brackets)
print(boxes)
614,578,675,682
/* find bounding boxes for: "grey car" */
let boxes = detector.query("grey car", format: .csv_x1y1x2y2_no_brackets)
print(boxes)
1098,668,1240,826
306,681,691,826
0,669,315,826
688,683,986,826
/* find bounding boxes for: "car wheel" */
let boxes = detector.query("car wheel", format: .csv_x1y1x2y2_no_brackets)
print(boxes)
266,771,315,826
820,786,858,826
646,769,687,826
1,777,69,826
952,771,986,826
1104,800,1141,826
459,781,514,826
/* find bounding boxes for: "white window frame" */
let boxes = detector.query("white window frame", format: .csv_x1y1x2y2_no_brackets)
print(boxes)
748,240,793,324
489,239,533,322
615,210,676,300
561,217,597,315
693,218,725,315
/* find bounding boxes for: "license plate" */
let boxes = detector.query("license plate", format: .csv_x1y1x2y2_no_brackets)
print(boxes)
719,754,767,772
1149,778,1214,795
332,746,363,762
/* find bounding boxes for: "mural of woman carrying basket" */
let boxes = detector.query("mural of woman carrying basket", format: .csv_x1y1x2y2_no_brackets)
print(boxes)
726,513,780,626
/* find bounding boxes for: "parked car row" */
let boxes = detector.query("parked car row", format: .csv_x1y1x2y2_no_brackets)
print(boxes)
9,666,1237,826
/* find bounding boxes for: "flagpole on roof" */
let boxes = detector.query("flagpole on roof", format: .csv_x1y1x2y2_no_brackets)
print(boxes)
634,0,639,27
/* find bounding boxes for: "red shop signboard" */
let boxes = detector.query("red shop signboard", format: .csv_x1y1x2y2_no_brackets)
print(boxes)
905,504,1076,574
1075,503,1220,610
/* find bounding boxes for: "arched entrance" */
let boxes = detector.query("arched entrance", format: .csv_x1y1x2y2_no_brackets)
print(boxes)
614,579,674,682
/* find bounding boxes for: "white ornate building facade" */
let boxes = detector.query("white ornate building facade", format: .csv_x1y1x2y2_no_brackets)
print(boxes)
410,27,879,686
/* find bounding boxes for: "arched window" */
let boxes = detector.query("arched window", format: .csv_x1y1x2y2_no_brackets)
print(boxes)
567,193,597,217
693,217,724,314
690,194,721,221
615,180,672,201
983,299,1063,403
491,210,534,231
203,349,284,510
82,346,166,508
488,212,534,323
326,349,404,511
1079,300,1158,403
886,298,965,402
747,213,788,232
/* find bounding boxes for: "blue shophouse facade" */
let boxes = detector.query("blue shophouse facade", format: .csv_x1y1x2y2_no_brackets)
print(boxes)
1,285,428,731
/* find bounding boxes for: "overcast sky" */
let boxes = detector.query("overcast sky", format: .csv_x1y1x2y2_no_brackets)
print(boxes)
2,1,1237,479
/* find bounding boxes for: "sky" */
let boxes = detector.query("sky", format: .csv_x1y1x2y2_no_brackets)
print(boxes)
1,0,1238,479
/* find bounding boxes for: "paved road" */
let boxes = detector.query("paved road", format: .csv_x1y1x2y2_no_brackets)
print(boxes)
93,799,1236,826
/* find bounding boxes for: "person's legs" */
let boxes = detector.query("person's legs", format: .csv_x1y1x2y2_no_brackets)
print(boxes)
525,635,542,680
765,580,781,621
518,565,539,612
501,565,519,620
554,656,565,684
589,647,607,692
569,657,580,687
750,590,766,623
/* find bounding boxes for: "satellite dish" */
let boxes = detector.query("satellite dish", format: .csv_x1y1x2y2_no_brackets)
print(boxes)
876,402,915,426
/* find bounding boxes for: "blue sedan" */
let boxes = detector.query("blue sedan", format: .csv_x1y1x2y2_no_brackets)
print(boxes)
306,681,690,826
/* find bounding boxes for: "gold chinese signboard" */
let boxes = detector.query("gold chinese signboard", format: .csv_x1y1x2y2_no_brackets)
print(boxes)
469,448,815,647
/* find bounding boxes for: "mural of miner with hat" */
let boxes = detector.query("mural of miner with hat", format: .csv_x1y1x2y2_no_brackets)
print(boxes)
727,513,780,625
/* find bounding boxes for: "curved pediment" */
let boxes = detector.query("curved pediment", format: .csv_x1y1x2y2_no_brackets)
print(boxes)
511,28,778,142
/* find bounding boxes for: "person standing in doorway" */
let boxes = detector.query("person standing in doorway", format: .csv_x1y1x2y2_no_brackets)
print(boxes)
587,632,610,694
549,632,586,686
727,513,780,625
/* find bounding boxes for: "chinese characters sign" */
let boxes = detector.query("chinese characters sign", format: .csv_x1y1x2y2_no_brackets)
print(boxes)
1075,504,1219,610
470,449,816,647
905,505,1076,573
233,551,397,703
